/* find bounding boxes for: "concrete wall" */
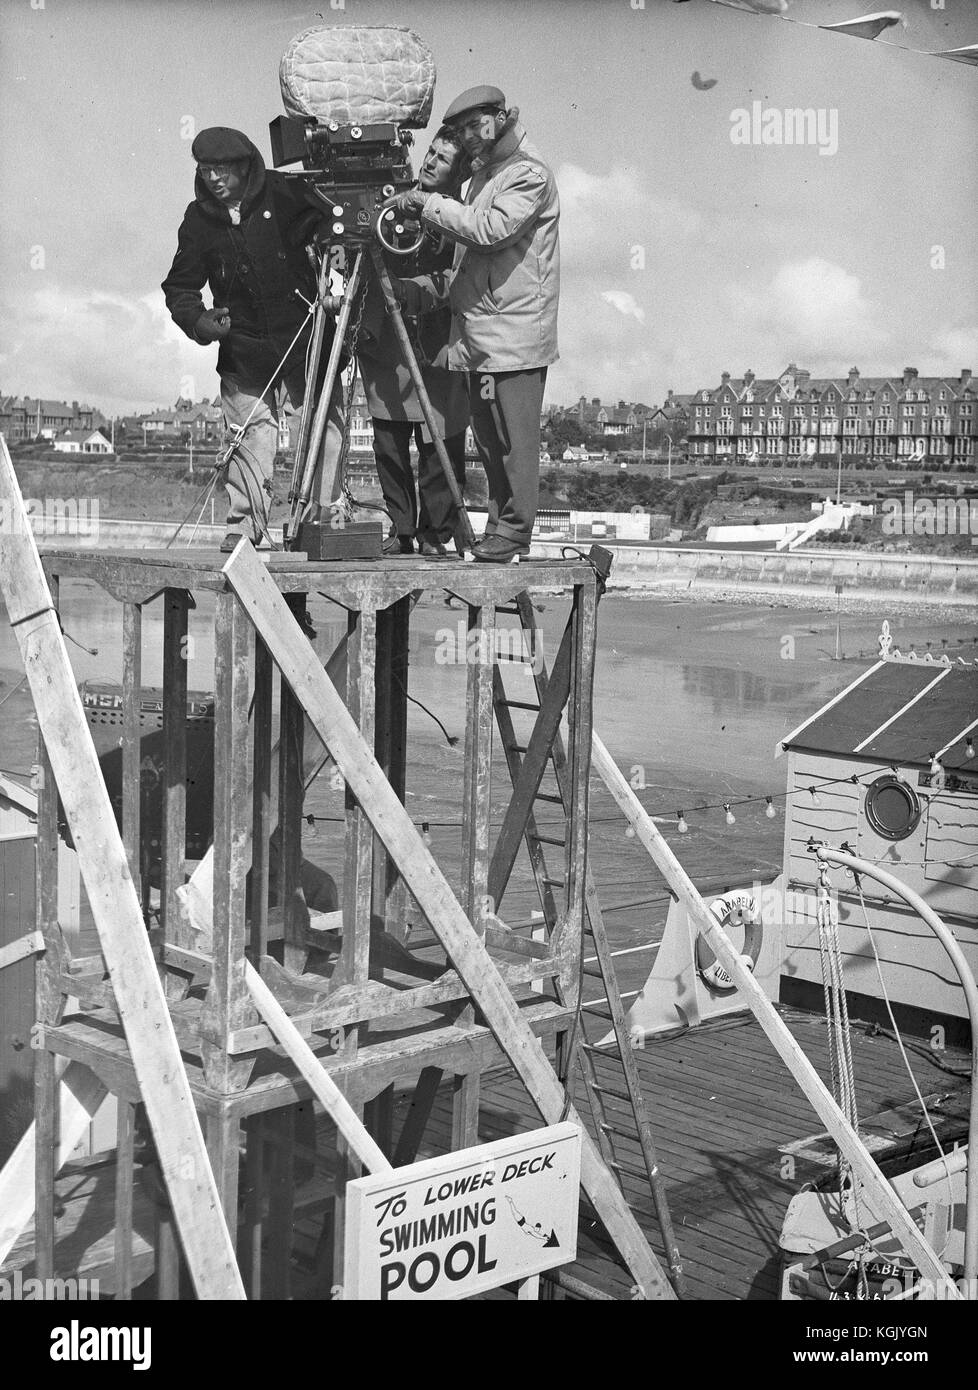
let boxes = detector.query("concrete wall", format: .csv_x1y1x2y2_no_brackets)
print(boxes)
533,541,978,604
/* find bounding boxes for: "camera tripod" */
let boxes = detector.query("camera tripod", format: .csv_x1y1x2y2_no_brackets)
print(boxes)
284,210,477,557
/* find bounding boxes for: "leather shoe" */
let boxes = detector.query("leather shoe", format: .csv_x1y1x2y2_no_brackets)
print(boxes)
383,534,414,556
419,539,458,560
221,531,268,552
472,535,530,564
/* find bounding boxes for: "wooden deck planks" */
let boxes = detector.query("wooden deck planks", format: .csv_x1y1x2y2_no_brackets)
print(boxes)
405,1011,970,1300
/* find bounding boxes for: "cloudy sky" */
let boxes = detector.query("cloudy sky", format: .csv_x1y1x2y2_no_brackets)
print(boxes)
0,0,975,416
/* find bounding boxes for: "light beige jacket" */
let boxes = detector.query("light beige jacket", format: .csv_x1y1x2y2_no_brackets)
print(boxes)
420,114,560,373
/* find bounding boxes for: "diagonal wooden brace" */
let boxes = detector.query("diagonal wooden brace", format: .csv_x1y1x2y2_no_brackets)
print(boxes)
0,438,245,1299
590,731,961,1298
0,1060,107,1268
488,616,574,910
223,541,675,1300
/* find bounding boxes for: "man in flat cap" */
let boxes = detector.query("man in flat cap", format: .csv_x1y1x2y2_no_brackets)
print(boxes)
392,87,559,562
358,126,471,557
163,126,344,549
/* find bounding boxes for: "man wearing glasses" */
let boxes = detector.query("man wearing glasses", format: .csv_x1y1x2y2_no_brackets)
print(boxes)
163,127,344,550
391,87,560,563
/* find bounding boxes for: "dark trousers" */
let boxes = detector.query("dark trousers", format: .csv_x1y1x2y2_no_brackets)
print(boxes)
468,368,547,546
372,420,466,543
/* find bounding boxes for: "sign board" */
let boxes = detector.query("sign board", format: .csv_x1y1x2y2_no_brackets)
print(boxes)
343,1122,582,1300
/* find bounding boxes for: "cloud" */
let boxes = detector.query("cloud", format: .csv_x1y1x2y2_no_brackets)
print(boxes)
725,257,891,367
556,163,704,279
924,326,978,374
544,163,708,403
601,291,646,323
0,282,219,415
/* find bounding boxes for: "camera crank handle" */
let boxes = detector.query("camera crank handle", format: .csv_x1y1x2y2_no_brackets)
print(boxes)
375,206,425,257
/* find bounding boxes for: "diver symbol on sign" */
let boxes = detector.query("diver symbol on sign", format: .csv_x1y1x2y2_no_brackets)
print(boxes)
505,1196,559,1249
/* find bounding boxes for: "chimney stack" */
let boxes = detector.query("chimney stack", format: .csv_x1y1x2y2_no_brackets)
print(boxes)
902,367,918,388
960,368,973,389
847,367,860,388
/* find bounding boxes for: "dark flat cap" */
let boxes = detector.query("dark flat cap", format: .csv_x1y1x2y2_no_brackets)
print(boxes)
442,86,506,123
191,127,254,162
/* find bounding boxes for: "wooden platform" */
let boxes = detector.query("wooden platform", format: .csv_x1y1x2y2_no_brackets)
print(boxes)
39,547,593,598
4,1009,968,1301
402,1011,971,1301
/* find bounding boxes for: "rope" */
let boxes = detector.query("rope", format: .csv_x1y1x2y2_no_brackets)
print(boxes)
815,865,871,1295
167,299,315,549
166,466,226,549
182,467,223,547
0,675,29,710
854,878,955,1243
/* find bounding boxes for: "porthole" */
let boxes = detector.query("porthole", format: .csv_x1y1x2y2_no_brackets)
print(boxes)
864,774,921,841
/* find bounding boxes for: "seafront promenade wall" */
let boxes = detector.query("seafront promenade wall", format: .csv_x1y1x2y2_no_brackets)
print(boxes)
545,542,978,604
33,517,978,605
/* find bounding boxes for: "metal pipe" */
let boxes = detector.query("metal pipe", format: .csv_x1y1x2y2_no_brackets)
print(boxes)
815,843,978,1295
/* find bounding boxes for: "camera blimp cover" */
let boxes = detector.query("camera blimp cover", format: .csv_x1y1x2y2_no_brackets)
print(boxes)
279,25,436,128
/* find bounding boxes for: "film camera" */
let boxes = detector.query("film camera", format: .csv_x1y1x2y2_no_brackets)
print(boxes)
270,117,423,254
272,25,473,556
271,24,437,254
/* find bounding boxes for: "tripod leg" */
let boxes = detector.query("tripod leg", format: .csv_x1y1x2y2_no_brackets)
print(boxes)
368,245,477,551
289,255,331,500
288,248,366,539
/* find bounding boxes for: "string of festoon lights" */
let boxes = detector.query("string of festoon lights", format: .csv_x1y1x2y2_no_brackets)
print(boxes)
302,736,976,850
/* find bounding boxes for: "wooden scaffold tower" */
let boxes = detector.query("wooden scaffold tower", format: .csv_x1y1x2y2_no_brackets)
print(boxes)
0,438,678,1300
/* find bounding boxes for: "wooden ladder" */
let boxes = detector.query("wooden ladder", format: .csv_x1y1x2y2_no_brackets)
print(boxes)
488,574,686,1298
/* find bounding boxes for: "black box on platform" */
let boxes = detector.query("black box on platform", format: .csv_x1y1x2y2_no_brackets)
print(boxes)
293,519,384,560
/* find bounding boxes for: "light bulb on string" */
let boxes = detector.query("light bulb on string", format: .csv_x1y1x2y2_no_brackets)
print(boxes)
808,786,822,807
676,811,689,835
967,737,975,761
625,823,636,839
305,813,318,839
421,822,432,846
724,802,736,827
765,797,776,819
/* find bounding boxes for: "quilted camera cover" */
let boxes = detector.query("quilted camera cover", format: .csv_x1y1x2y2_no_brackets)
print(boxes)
280,25,436,127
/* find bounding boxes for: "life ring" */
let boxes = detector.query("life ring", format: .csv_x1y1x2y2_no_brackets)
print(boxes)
696,890,763,993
